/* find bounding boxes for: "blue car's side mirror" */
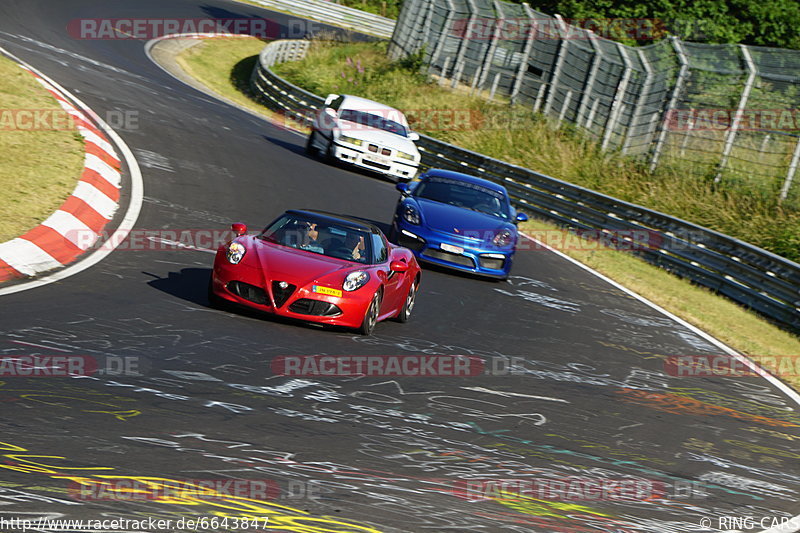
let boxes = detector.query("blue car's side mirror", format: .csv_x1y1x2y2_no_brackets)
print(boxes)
515,212,529,223
396,182,410,195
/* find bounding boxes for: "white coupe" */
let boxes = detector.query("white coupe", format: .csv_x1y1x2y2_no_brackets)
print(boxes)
306,94,421,181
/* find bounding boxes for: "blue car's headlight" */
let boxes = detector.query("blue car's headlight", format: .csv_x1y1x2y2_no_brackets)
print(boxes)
227,242,246,264
492,230,513,247
402,204,420,225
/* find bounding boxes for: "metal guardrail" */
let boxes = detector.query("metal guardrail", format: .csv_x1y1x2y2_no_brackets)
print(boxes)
250,39,800,333
246,0,395,39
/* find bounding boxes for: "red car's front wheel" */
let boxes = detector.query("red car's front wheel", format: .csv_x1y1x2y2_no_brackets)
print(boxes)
358,291,382,336
395,278,417,323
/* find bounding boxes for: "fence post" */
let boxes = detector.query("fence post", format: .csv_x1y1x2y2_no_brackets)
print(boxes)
389,0,419,59
622,49,653,155
510,3,536,104
451,0,477,89
558,91,573,123
439,56,452,85
439,56,451,86
542,14,570,116
601,42,633,151
780,136,800,204
476,0,504,90
407,0,430,55
419,0,436,50
715,45,757,182
586,98,600,130
489,72,501,100
430,0,457,67
575,33,601,129
679,108,696,156
533,84,546,112
759,134,771,153
650,37,689,172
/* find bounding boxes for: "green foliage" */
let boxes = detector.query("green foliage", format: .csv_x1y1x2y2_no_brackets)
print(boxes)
396,45,427,73
336,0,402,19
525,0,800,48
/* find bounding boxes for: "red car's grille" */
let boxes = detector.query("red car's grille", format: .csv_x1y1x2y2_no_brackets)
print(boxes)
271,281,296,308
227,281,268,305
289,299,342,317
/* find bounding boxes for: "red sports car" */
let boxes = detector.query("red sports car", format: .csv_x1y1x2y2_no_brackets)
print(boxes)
209,210,421,335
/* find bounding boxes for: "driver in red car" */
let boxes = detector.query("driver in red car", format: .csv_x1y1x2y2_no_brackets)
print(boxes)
345,232,366,262
301,222,324,253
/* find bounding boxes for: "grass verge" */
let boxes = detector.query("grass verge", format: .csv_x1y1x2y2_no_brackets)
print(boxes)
175,37,800,390
0,55,84,243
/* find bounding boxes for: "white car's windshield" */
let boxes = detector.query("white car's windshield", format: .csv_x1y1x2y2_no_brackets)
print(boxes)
338,109,408,137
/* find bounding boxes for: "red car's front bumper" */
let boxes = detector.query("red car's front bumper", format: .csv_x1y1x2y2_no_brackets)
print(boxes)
210,260,373,329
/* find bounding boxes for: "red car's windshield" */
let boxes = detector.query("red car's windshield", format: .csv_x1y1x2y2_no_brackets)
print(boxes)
260,215,375,264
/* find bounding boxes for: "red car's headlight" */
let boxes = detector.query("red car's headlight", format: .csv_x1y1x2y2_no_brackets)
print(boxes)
226,242,246,264
343,271,370,291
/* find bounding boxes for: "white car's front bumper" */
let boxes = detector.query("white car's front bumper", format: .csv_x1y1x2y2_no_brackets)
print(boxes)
332,143,419,180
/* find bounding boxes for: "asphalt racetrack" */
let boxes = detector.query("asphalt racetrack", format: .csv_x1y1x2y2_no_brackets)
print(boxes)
0,1,799,532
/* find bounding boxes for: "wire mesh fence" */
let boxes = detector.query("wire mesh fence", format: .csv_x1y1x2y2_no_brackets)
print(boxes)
388,0,800,206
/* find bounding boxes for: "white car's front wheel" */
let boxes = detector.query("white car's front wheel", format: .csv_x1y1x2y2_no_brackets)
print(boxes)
305,130,318,156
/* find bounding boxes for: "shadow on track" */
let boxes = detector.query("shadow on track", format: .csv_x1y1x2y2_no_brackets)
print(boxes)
144,267,354,333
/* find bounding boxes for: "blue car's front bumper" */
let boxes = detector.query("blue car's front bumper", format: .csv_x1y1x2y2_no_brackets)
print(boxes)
392,220,514,278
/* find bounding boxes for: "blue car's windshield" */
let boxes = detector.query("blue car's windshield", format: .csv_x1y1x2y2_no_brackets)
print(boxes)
414,177,510,219
338,109,408,137
260,214,375,264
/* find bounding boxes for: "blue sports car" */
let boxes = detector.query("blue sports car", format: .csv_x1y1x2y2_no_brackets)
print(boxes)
390,169,528,279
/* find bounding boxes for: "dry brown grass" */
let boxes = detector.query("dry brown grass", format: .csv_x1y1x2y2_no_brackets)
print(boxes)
0,55,84,242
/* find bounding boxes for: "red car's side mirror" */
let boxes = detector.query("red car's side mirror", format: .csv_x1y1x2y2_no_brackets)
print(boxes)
389,260,409,273
232,223,247,236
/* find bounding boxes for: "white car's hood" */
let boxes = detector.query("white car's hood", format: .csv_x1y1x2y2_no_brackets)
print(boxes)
336,122,419,155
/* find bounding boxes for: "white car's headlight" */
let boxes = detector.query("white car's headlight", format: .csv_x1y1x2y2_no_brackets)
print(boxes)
397,151,416,161
339,135,363,146
492,230,513,247
226,242,246,264
402,204,420,225
343,271,370,291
